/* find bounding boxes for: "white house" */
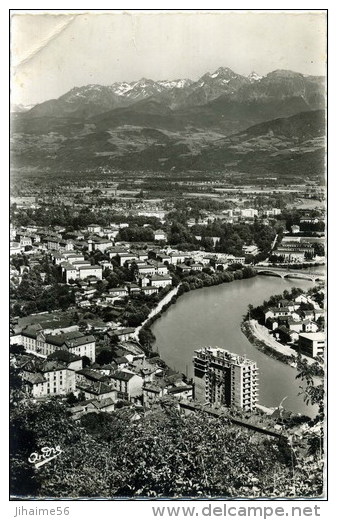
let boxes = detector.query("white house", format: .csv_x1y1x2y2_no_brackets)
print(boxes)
149,274,172,288
154,230,167,242
88,224,101,234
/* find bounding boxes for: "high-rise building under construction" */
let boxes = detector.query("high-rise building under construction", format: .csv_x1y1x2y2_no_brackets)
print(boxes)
193,347,259,411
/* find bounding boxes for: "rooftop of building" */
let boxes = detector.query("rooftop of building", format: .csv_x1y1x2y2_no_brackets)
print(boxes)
43,331,95,348
47,350,81,363
194,346,257,367
22,372,46,385
78,265,102,270
299,332,325,340
41,360,68,373
111,370,137,382
150,274,172,280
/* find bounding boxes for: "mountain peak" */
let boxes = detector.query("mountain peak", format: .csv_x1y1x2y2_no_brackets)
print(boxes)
267,69,303,78
211,67,237,79
136,78,154,85
247,71,262,82
216,66,235,74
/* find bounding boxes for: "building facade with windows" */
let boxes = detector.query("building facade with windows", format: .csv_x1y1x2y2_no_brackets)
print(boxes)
298,332,325,358
22,361,76,398
193,347,259,411
16,329,96,362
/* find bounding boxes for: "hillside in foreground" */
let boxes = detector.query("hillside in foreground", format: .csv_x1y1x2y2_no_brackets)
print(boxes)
11,399,323,498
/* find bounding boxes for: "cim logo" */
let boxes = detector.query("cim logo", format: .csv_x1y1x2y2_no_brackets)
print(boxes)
28,446,63,468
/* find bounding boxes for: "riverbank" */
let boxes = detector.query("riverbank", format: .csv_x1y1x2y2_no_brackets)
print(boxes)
241,319,316,367
241,320,296,366
134,284,181,341
138,266,257,352
258,262,325,270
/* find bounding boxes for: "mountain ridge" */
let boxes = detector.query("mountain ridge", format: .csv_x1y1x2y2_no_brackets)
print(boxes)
11,66,326,181
11,109,325,181
19,66,324,119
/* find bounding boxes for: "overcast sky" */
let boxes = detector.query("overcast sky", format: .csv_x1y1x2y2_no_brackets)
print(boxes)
11,11,326,106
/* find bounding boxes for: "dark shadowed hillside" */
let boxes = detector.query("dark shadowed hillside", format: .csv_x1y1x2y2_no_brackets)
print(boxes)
11,108,325,182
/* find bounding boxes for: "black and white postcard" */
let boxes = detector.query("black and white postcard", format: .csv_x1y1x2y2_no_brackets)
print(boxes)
9,8,327,507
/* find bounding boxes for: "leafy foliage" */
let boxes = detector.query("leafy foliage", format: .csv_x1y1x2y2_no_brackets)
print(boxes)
10,400,323,498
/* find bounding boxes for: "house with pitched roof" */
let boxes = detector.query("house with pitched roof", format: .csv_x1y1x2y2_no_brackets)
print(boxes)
76,381,117,402
149,274,172,288
110,370,143,401
87,224,101,234
143,380,168,407
108,328,136,342
22,358,76,398
47,350,83,371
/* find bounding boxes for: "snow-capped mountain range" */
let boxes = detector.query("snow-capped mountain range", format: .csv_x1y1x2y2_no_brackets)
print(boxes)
11,65,325,178
17,67,265,116
65,67,262,103
64,68,257,102
15,65,324,123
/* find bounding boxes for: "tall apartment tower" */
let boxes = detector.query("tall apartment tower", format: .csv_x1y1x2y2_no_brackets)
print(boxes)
193,347,259,411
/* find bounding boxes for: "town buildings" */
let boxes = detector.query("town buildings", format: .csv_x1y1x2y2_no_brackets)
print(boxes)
10,178,325,422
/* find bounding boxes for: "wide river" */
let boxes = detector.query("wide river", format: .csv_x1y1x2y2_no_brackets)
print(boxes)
151,273,324,417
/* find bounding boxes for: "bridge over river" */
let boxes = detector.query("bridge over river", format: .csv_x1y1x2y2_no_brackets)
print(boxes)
256,267,325,282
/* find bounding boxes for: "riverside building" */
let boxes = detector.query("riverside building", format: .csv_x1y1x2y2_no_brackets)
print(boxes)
193,347,259,411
